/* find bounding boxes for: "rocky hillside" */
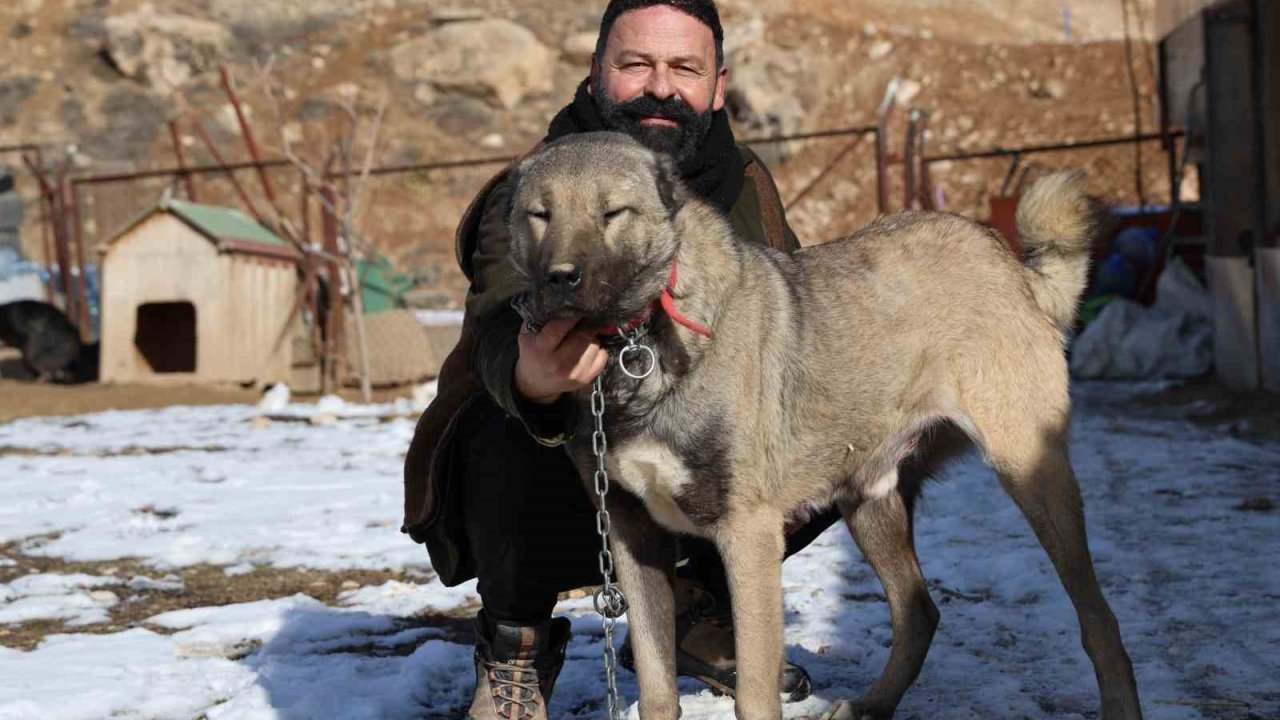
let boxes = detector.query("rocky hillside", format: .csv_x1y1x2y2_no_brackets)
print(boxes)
0,0,1164,309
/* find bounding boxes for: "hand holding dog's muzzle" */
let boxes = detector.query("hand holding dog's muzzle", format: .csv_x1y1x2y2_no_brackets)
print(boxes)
514,317,609,405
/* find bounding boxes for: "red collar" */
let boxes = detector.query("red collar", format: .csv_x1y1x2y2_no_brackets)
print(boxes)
599,258,713,339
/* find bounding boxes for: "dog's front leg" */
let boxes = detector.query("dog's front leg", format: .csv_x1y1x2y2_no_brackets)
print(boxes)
608,493,680,719
715,508,786,720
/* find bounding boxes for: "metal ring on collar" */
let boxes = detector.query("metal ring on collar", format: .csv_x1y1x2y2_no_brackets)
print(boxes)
618,344,656,379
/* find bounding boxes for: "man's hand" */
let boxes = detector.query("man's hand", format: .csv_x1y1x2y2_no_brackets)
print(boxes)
514,317,609,405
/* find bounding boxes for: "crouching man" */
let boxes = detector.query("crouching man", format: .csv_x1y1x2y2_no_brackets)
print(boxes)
402,1,840,716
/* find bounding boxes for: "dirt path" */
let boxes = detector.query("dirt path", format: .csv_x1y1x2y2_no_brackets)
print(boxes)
0,379,259,424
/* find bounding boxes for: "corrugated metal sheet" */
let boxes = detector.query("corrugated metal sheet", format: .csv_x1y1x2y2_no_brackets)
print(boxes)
166,200,288,248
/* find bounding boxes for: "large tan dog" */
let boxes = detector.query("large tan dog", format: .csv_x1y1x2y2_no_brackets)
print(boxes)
506,132,1142,720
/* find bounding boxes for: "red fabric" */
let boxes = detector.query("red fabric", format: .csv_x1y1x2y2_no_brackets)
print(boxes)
597,258,713,339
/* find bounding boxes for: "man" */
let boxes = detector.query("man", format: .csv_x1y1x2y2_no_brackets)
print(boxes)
401,1,840,717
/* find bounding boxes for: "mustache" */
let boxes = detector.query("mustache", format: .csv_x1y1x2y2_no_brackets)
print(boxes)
612,93,700,125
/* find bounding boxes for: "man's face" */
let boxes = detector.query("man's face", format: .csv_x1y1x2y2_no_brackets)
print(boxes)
590,5,727,170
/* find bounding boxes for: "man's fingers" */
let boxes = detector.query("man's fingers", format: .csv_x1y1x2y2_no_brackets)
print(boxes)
554,328,597,366
569,341,607,383
585,344,609,381
534,317,579,353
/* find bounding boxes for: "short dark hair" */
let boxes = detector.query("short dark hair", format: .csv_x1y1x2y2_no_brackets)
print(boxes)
594,0,725,69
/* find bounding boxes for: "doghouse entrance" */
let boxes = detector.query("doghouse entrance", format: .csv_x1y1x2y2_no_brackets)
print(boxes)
135,302,196,373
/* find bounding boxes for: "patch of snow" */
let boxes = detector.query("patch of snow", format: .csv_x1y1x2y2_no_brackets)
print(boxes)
0,573,122,626
0,386,1275,718
337,579,479,617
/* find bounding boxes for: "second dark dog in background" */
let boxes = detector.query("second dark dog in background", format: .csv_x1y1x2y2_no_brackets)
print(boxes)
0,300,96,382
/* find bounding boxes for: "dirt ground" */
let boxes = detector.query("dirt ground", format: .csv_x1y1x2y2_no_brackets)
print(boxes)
1129,377,1280,446
0,378,424,424
0,540,475,653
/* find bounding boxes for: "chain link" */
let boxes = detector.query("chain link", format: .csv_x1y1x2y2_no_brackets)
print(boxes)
591,373,626,720
592,328,657,720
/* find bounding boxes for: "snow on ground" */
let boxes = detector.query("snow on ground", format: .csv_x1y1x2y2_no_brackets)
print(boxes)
1,384,1278,719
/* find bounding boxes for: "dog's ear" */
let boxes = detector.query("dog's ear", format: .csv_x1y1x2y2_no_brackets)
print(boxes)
502,156,536,226
652,152,688,218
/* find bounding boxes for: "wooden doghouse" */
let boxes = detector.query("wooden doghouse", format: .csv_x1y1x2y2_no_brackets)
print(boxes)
99,199,301,385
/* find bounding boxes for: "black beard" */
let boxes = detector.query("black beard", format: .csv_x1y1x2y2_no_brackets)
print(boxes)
594,87,714,173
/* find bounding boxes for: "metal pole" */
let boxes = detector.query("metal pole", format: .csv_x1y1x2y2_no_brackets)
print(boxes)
784,135,865,212
25,152,57,304
63,177,90,340
168,119,198,201
320,185,343,394
188,116,269,224
923,130,1180,163
875,79,901,215
903,109,922,210
220,65,279,206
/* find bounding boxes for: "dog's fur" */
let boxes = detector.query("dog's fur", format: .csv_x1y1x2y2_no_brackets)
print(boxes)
0,300,84,382
507,133,1141,720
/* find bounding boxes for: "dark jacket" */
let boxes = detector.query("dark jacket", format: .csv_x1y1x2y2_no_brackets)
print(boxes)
402,143,799,585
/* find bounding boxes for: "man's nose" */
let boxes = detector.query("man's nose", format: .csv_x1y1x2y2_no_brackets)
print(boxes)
644,66,675,100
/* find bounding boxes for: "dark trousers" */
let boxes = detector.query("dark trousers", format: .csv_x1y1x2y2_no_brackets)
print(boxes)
457,398,840,624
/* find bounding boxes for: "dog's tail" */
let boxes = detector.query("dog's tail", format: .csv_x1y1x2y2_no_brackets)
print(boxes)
1015,171,1097,331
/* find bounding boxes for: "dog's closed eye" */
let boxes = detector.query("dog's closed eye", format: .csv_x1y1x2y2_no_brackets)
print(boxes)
528,208,551,221
603,207,632,221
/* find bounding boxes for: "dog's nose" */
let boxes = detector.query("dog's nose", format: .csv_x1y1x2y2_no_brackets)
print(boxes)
545,264,582,292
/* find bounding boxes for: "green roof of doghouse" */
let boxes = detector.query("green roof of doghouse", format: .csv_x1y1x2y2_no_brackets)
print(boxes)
102,198,302,262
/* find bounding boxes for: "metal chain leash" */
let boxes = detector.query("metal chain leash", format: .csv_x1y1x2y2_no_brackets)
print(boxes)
591,330,655,720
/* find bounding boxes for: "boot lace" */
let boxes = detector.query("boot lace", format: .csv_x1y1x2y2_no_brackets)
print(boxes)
485,659,542,720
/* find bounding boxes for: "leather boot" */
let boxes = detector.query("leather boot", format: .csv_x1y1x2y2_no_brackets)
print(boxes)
467,610,571,720
619,579,812,702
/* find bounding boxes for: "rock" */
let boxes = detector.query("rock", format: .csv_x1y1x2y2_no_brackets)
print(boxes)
479,133,505,149
895,79,922,105
88,590,119,606
82,87,169,162
0,76,38,126
209,0,357,33
1027,78,1066,100
430,8,487,24
868,40,894,61
724,44,807,144
412,83,437,106
102,10,231,91
1233,497,1273,512
257,382,291,412
561,31,597,64
389,19,554,109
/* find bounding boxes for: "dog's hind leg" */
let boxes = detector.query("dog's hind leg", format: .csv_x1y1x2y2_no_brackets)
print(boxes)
608,494,681,719
977,417,1143,720
715,508,786,720
826,477,938,720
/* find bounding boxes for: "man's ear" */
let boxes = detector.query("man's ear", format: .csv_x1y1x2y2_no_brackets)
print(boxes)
712,65,728,112
652,153,688,218
588,57,599,95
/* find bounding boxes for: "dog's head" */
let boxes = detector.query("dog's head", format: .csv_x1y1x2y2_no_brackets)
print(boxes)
506,132,688,328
